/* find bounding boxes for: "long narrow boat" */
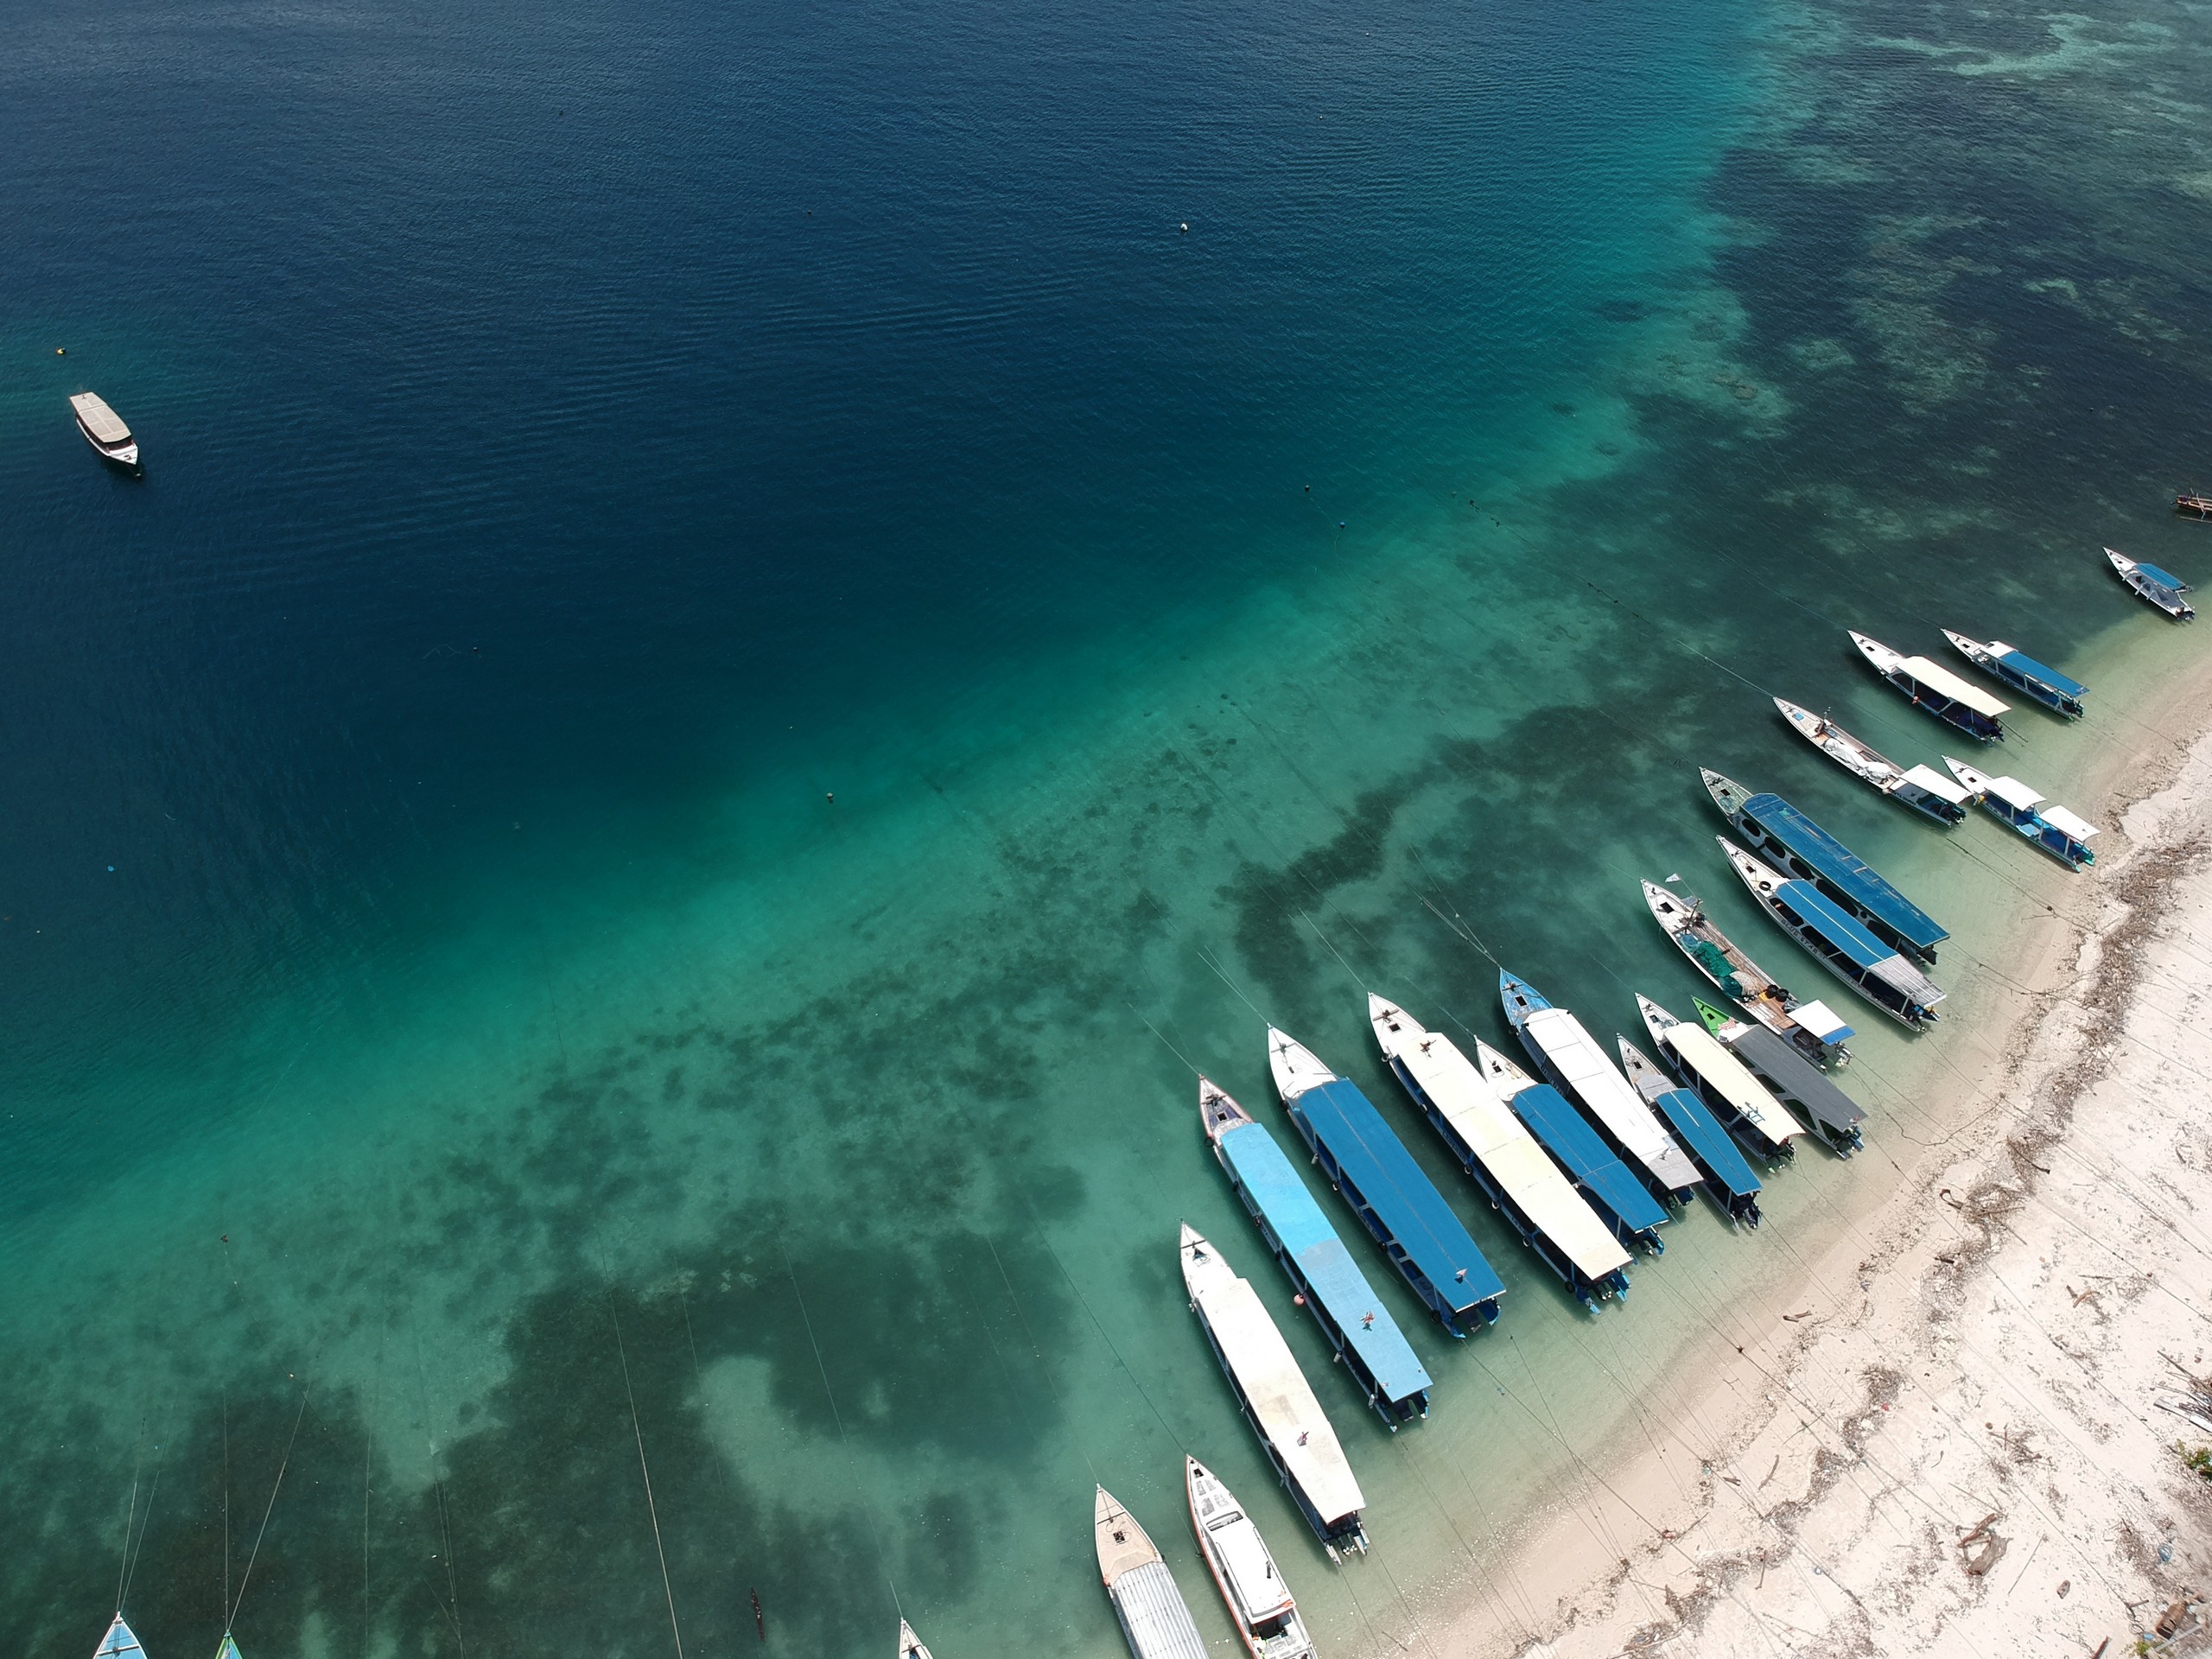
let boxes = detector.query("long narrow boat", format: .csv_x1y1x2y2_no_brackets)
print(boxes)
2179,493,2212,521
1774,697,1973,825
1633,995,1796,1163
1848,630,2007,741
1940,632,2086,720
1943,757,2098,870
1498,969,1701,1207
1096,1487,1211,1659
94,1618,148,1659
1268,1028,1505,1336
899,1619,933,1659
1614,1038,1763,1225
1369,995,1631,1305
2107,549,2195,620
1639,880,1853,1066
1719,837,1945,1029
1179,1226,1368,1558
1692,997,1866,1155
1185,1457,1319,1659
1200,1077,1433,1426
1700,769,1948,963
1470,1039,1669,1254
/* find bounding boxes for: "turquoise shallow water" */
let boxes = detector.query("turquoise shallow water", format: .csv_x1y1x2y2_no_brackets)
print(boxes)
5,0,2212,1652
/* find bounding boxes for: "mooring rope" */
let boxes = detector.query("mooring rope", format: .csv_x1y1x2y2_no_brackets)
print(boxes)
230,1392,308,1630
607,1294,685,1659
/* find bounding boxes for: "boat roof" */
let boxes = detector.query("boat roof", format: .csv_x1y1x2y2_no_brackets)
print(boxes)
1618,1039,1764,1201
1897,762,1973,804
1725,1021,1865,1133
1179,1230,1365,1527
1977,771,2045,811
1770,874,1899,971
1371,999,1630,1281
1212,1115,1433,1403
69,392,130,443
1187,1459,1295,1624
2135,559,2191,592
1896,652,2010,717
1640,1000,1796,1149
1504,974,1701,1192
94,1617,148,1659
1732,791,1948,950
1109,1560,1210,1659
2043,804,2099,841
1986,642,2088,700
1789,998,1854,1042
1488,1071,1669,1234
1286,1076,1505,1313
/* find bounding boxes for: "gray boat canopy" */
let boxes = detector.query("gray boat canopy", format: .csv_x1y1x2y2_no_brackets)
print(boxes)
69,392,130,443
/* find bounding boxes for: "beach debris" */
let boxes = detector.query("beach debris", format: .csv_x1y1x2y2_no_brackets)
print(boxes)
1782,1309,1814,1322
2058,1580,2070,1598
2088,1640,2107,1659
2156,1601,2189,1638
1963,1534,2007,1576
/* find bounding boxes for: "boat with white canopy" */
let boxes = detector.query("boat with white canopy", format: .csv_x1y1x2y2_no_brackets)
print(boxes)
69,392,139,467
1615,1037,1763,1225
1185,1457,1319,1659
1471,1038,1669,1253
1941,631,2086,719
1691,996,1866,1155
1634,995,1797,1161
2108,549,2195,620
1849,630,2007,741
1096,1488,1210,1659
1943,757,2097,870
1641,878,1855,1066
1370,995,1630,1305
1774,697,1972,824
1720,837,1945,1029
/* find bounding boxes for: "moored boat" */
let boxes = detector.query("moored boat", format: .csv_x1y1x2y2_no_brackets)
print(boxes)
2180,492,2212,521
1700,768,1948,964
216,1639,240,1659
1848,630,2007,741
1943,757,2098,870
1179,1226,1368,1557
1499,969,1701,1206
1471,1038,1669,1253
1615,1037,1763,1225
1719,837,1945,1029
93,1618,147,1659
2107,549,2195,620
1774,697,1972,825
1692,997,1866,1155
1634,995,1796,1162
1640,879,1854,1067
1185,1457,1319,1659
1269,1028,1505,1335
69,393,140,468
1200,1077,1433,1425
898,1619,933,1659
1096,1487,1210,1659
1370,995,1631,1305
1941,631,2086,720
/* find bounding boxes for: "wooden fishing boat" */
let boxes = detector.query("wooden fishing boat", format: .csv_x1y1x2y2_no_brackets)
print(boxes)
2177,492,2212,521
1634,995,1797,1163
1943,757,2097,870
1640,879,1853,1065
1940,632,2086,720
1773,697,1971,824
2108,548,2195,620
1179,1225,1368,1557
1185,1457,1319,1659
898,1619,933,1659
1719,837,1945,1029
1614,1036,1763,1225
1096,1487,1210,1659
1848,630,2007,741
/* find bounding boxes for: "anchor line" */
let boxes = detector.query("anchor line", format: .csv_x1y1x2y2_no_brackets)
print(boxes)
608,1294,685,1659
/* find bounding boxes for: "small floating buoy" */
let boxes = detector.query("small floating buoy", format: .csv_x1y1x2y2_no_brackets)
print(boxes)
1179,222,1189,233
107,865,115,872
825,791,834,802
57,347,67,356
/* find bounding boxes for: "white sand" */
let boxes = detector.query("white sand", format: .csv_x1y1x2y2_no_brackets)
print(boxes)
1429,688,2212,1657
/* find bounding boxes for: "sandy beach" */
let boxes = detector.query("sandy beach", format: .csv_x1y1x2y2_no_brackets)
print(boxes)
1416,658,2212,1657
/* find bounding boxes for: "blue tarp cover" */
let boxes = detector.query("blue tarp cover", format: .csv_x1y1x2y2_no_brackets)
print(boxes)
1290,1079,1505,1313
2139,561,2190,592
1498,1081,1667,1235
1742,791,1948,953
1645,1087,1762,1201
1219,1121,1434,1405
1774,877,1898,971
1993,647,2088,702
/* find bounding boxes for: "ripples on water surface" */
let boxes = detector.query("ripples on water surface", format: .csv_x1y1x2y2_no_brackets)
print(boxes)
3,0,2209,1651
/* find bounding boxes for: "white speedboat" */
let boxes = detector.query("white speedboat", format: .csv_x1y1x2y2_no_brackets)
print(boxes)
1185,1457,1319,1659
1773,697,1970,824
2107,549,2194,620
70,392,139,467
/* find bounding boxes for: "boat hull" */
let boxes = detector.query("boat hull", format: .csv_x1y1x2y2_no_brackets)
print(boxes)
1725,845,1941,1031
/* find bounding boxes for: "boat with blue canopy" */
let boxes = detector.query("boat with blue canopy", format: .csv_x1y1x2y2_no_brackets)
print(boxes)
1700,769,1948,964
2108,548,2195,620
1774,698,1973,825
1200,1077,1433,1424
1615,1036,1763,1226
1268,1028,1505,1336
1633,996,1796,1163
1942,631,2087,719
1719,837,1945,1029
1640,880,1854,1067
1470,1038,1669,1254
1693,997,1866,1154
1943,757,2098,870
1849,630,2007,741
1369,995,1631,1306
1499,969,1701,1205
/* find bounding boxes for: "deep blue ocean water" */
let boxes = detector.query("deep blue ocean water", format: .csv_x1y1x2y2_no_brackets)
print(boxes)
5,0,2211,1652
